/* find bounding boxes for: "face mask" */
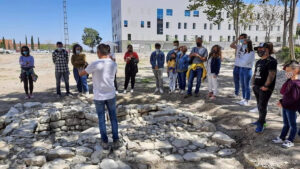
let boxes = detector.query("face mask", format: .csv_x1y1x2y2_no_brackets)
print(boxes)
156,49,160,53
128,49,133,52
285,72,294,79
242,44,248,50
257,50,265,57
23,51,28,55
240,39,244,44
173,46,178,50
76,50,81,55
196,42,202,47
57,48,63,51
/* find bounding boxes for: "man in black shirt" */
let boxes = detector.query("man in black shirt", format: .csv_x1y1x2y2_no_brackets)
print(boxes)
252,42,277,133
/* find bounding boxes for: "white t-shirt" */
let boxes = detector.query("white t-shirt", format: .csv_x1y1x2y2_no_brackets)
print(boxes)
235,45,244,67
85,58,117,101
239,51,255,69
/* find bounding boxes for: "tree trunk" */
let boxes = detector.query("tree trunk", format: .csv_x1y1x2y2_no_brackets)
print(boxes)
282,0,288,47
288,0,297,60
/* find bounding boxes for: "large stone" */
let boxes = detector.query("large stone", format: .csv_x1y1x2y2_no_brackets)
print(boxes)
39,116,50,124
135,151,160,164
164,154,184,162
50,120,66,129
84,113,98,123
211,131,236,147
217,149,236,157
183,150,216,162
47,147,75,160
73,164,99,169
41,159,70,169
37,124,50,132
99,159,118,169
66,118,81,126
171,139,189,148
24,156,47,167
50,111,61,121
0,141,10,160
154,140,173,149
0,118,5,130
75,146,93,157
13,119,38,135
2,121,20,135
24,102,42,109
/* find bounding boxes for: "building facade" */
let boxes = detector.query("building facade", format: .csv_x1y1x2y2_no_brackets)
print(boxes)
111,0,298,52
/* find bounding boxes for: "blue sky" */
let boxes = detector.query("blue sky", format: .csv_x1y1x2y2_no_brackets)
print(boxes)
0,0,299,48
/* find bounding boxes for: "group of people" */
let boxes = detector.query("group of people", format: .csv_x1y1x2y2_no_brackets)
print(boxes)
18,34,300,150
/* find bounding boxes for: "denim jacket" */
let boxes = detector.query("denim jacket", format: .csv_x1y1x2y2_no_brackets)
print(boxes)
176,53,189,72
150,51,165,69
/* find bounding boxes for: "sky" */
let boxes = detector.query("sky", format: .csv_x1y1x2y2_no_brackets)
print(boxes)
0,0,300,49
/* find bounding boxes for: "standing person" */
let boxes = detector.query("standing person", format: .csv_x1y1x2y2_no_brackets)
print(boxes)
236,39,255,106
52,42,70,97
176,46,189,94
272,61,300,148
150,43,165,94
167,40,180,90
167,52,177,93
19,46,35,99
206,45,222,100
71,44,89,96
185,37,208,98
79,44,122,150
123,45,139,94
230,33,248,98
108,46,119,94
252,42,277,133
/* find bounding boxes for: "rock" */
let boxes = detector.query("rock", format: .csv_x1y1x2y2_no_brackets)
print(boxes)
164,154,184,162
50,120,66,129
24,102,41,109
41,159,70,169
0,141,10,160
24,156,47,167
91,150,106,164
37,124,50,132
116,161,131,169
100,159,119,169
154,140,173,150
135,151,160,164
171,139,189,148
217,149,236,157
0,164,9,169
84,113,98,123
47,147,75,160
39,116,50,124
0,118,4,130
50,110,61,121
73,164,99,169
183,150,216,161
75,146,93,157
12,119,38,135
66,118,81,126
211,131,236,147
2,121,20,135
139,142,155,150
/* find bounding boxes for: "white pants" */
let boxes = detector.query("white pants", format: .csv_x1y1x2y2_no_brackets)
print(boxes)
169,72,177,91
207,73,218,95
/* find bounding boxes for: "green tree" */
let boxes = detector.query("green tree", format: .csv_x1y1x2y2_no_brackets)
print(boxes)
38,37,41,50
25,36,28,46
188,0,255,39
2,37,6,49
82,28,102,52
31,36,35,50
19,41,22,50
13,39,16,50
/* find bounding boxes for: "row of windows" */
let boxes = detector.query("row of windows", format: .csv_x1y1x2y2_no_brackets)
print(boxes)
164,9,200,17
124,20,281,32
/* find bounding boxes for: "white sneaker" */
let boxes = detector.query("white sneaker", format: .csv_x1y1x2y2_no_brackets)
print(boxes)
236,99,245,105
159,88,164,94
282,140,294,148
250,107,259,113
180,90,185,95
272,137,284,144
130,89,134,93
240,100,249,106
116,91,119,95
84,92,90,97
123,90,127,94
154,88,159,93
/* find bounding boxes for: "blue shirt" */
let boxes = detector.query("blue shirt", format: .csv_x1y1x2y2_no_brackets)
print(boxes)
150,51,165,69
19,55,34,68
166,49,180,62
176,53,189,72
190,47,208,64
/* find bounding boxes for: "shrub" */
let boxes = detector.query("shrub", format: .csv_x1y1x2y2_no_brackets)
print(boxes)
275,47,300,63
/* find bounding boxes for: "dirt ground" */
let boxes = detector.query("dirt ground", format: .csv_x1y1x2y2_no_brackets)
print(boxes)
0,52,300,168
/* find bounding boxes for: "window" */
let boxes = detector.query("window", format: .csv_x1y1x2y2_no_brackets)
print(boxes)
167,9,173,16
281,15,284,20
249,25,251,31
233,36,236,41
193,10,199,17
147,21,151,28
277,37,281,42
185,10,190,17
255,36,258,42
193,23,196,29
184,35,187,41
166,35,169,41
278,26,280,31
248,36,251,40
157,9,163,34
218,23,221,30
201,35,204,40
124,20,128,27
228,36,231,42
184,23,187,29
195,35,198,40
271,26,273,31
227,12,230,18
257,14,260,19
204,23,207,30
244,25,247,31
175,35,178,40
209,35,212,42
228,24,231,30
178,22,181,29
210,23,213,30
256,25,259,31
141,21,144,28
220,36,223,42
128,34,131,40
166,22,170,29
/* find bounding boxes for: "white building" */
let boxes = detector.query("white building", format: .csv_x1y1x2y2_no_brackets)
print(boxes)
111,0,298,52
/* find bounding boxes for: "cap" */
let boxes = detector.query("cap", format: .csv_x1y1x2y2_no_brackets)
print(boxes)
254,43,270,51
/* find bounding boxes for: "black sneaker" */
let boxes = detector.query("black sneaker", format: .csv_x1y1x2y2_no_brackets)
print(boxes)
184,94,192,99
101,141,110,150
194,93,200,97
112,139,123,150
66,92,73,96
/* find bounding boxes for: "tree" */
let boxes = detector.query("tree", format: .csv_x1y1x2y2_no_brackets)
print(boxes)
258,1,282,42
38,37,41,50
82,28,102,52
19,41,22,50
282,0,290,47
188,0,255,39
288,0,298,60
25,36,28,46
31,36,35,50
2,37,6,49
13,39,16,50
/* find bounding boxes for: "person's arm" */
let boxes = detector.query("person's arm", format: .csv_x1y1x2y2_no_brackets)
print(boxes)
71,55,75,66
200,49,208,61
80,62,94,76
245,52,255,67
79,70,88,77
189,48,196,57
31,56,35,67
150,52,155,67
215,58,221,76
261,61,277,91
230,38,239,50
162,53,165,66
52,52,56,64
135,52,139,61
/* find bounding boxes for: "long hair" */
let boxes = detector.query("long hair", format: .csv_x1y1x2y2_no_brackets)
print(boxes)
21,46,30,56
245,39,253,53
209,45,222,59
72,44,83,55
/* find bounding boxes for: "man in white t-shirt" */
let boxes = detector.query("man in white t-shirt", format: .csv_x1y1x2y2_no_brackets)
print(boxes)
79,44,121,150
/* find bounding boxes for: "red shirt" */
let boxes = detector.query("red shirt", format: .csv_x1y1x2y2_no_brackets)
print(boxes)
124,52,139,64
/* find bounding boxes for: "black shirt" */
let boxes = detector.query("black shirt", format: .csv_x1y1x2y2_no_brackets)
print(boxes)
254,56,278,90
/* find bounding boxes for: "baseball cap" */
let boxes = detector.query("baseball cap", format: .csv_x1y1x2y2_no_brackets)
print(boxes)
254,43,270,51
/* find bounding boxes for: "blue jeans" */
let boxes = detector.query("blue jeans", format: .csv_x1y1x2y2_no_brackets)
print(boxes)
94,97,119,143
178,71,187,90
280,108,297,142
187,68,203,95
55,71,69,95
73,68,89,93
233,66,241,96
239,67,252,100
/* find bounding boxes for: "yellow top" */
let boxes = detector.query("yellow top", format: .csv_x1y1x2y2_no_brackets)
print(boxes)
167,59,176,69
186,63,207,81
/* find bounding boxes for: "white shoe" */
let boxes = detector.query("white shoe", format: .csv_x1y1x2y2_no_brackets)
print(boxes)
240,100,249,106
130,89,134,93
272,137,284,144
116,91,119,95
159,88,164,94
180,90,185,95
250,107,259,113
282,140,294,148
154,88,159,93
84,92,90,97
123,90,127,94
236,99,246,105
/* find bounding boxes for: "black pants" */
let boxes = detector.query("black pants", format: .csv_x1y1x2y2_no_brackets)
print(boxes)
124,71,136,90
253,86,273,125
114,74,118,90
55,72,70,95
24,75,33,95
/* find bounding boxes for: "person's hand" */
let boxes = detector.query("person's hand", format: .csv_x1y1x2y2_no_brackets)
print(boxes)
155,66,159,70
260,86,268,91
277,101,282,108
26,61,29,65
213,75,217,78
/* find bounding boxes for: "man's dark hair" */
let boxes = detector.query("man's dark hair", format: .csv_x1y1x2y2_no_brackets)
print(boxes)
97,44,110,55
155,43,161,48
72,44,83,55
56,42,63,46
173,40,179,44
240,33,248,39
21,46,30,56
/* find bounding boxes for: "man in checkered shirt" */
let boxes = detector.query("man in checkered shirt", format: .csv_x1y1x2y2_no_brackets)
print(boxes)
52,42,70,96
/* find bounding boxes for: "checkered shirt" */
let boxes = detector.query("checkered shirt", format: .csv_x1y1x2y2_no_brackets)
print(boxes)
52,49,69,72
